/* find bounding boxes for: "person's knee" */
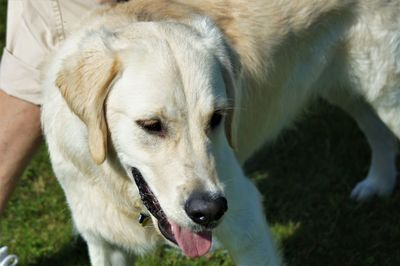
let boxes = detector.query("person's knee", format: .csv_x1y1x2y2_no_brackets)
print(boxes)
0,89,42,135
0,89,43,215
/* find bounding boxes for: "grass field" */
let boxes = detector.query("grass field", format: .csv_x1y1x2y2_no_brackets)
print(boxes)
1,1,400,266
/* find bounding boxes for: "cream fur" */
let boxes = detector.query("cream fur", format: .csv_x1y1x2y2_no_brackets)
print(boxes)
41,1,400,265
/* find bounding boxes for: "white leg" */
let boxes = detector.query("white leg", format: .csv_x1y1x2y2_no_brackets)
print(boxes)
110,248,135,266
324,96,398,200
215,164,282,266
87,239,111,266
348,103,398,200
84,234,134,266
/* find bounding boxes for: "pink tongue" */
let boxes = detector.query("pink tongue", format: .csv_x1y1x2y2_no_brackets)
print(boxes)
169,220,212,258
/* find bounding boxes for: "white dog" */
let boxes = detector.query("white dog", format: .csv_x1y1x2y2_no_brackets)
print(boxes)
41,1,400,265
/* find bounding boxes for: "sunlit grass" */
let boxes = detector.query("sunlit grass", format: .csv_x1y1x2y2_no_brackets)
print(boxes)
271,222,301,244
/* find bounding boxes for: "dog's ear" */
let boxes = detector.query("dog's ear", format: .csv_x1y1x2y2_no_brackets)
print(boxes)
220,56,239,149
216,39,241,150
188,17,241,148
188,17,241,149
56,42,121,165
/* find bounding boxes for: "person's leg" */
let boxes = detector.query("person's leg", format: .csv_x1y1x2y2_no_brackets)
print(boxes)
0,0,117,218
0,89,42,216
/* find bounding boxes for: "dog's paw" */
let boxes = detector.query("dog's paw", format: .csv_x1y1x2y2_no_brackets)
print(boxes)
350,176,396,201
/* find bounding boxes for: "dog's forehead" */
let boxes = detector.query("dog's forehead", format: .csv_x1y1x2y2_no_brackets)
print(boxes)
109,39,227,120
176,46,228,113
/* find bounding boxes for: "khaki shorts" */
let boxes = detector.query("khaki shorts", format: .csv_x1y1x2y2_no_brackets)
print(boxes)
0,0,101,105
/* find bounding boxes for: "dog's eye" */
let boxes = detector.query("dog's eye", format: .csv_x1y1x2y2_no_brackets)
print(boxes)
209,112,223,130
136,119,164,135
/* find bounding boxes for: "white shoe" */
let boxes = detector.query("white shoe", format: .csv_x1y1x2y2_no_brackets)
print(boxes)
0,247,18,266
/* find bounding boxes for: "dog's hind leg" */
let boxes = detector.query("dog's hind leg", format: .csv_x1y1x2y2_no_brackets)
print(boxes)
323,95,398,200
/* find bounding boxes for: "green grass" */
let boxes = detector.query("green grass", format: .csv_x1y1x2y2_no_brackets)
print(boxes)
1,1,400,265
0,0,4,49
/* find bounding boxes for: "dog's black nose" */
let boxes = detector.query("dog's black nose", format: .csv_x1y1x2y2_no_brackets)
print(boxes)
184,193,228,226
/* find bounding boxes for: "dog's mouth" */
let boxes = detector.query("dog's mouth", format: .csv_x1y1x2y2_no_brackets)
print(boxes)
131,167,212,258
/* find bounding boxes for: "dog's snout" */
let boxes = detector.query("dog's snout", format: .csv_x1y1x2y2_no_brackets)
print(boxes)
184,193,228,226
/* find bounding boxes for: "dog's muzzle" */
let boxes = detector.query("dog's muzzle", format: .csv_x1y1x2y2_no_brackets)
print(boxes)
130,167,219,258
131,167,177,244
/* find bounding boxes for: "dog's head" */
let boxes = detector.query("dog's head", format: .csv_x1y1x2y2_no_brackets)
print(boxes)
56,18,240,257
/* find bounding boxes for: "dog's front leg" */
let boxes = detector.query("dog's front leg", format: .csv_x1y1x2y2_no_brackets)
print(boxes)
84,234,135,266
215,159,282,266
86,238,111,266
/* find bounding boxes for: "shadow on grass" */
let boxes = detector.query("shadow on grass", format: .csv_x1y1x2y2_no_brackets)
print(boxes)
27,237,89,266
245,101,400,266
